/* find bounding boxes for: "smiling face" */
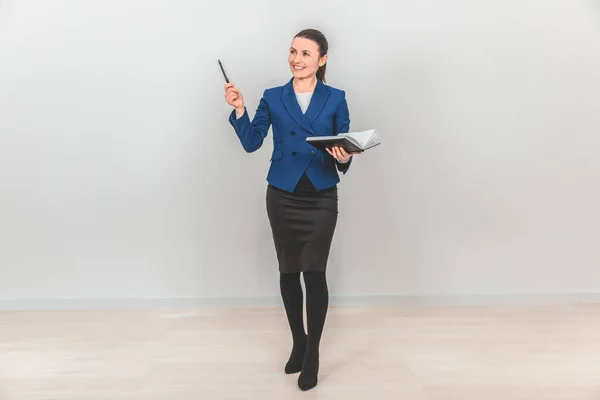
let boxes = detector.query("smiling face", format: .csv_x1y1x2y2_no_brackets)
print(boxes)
288,36,327,81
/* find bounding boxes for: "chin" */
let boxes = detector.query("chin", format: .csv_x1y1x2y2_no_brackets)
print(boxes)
292,71,311,79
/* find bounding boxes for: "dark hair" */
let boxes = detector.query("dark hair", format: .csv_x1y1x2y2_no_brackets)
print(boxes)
294,28,329,82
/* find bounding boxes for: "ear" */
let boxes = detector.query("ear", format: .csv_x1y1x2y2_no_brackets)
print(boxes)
318,54,328,67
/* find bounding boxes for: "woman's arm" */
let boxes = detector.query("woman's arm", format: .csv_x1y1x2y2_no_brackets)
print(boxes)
228,92,271,153
333,92,353,173
226,85,271,153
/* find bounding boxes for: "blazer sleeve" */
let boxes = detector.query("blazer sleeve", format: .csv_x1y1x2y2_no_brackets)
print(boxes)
228,91,271,153
333,91,353,174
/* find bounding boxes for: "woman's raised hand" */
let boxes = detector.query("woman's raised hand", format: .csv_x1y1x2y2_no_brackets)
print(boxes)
224,83,245,114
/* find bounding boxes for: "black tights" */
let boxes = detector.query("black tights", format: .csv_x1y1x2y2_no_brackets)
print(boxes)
280,271,328,390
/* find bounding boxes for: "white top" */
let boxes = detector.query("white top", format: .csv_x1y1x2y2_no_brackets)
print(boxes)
236,91,313,119
295,92,313,114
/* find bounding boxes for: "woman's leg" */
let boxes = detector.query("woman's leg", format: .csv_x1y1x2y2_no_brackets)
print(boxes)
298,271,329,391
280,272,307,374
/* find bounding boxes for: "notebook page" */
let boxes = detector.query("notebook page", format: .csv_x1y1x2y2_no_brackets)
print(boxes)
343,129,376,148
366,131,379,147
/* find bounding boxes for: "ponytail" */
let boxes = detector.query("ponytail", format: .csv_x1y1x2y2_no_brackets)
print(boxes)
316,63,327,83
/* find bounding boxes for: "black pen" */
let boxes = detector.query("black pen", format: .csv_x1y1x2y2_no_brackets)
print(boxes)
218,59,229,83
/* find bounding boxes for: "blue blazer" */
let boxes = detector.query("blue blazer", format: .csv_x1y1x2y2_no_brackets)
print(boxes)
228,78,352,193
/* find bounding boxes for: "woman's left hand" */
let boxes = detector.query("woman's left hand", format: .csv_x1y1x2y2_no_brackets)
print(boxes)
326,146,360,163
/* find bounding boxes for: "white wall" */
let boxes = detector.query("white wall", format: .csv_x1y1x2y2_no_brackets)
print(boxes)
1,0,599,309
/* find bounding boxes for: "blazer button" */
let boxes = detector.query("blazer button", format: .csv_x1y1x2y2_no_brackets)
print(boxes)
290,131,296,135
310,150,315,156
292,152,296,156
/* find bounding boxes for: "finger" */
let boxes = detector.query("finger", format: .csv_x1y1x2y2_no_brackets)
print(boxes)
225,87,239,96
326,148,334,156
338,147,348,157
224,82,235,90
226,93,238,104
334,147,343,159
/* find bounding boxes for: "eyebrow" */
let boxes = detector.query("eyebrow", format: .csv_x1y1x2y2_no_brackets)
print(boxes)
290,47,311,53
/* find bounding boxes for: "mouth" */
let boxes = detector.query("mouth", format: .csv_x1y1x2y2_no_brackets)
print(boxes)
292,65,305,71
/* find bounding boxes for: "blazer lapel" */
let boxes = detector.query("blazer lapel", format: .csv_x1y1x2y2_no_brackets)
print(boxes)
304,79,330,127
280,79,314,134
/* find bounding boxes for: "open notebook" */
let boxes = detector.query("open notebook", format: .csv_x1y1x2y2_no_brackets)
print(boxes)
306,129,380,153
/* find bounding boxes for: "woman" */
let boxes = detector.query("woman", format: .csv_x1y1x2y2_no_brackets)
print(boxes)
223,28,358,391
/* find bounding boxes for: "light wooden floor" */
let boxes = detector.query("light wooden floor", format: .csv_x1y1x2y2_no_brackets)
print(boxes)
1,304,599,399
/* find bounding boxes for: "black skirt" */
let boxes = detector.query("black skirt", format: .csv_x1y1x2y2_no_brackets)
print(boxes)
266,180,338,274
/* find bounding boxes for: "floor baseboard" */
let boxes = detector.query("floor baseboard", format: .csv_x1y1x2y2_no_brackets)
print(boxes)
1,293,600,310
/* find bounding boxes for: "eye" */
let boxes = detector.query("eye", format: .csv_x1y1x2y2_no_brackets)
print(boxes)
290,49,296,54
303,51,310,57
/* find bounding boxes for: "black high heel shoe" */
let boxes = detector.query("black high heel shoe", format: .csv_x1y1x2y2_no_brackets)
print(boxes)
298,357,319,391
285,335,307,374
